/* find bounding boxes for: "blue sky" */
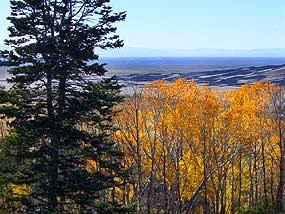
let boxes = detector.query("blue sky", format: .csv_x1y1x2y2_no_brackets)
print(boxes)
1,0,285,49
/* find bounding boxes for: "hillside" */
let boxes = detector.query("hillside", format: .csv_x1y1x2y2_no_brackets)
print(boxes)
116,64,285,88
1,64,285,90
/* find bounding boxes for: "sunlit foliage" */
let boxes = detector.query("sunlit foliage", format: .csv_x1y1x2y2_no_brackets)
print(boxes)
115,79,285,213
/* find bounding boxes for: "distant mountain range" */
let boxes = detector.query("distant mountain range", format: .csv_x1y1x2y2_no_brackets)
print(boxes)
2,44,285,58
98,47,285,58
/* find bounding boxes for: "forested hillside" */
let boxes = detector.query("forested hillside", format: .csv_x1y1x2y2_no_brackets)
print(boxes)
114,79,285,213
1,78,284,213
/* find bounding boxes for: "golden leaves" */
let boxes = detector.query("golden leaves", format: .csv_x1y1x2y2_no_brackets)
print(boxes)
115,79,283,209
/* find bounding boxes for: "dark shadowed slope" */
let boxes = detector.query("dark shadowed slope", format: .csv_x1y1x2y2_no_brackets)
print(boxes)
1,64,285,89
116,64,285,87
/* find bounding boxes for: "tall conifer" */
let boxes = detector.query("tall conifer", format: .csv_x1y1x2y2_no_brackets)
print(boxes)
0,0,126,213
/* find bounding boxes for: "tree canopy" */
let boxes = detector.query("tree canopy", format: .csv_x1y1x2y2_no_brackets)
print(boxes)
0,0,127,213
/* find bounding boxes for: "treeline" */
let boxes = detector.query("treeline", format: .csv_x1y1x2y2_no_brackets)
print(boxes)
0,78,284,213
113,79,285,213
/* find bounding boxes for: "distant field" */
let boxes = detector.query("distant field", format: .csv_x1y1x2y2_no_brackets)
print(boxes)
102,57,285,88
1,57,285,89
116,64,285,90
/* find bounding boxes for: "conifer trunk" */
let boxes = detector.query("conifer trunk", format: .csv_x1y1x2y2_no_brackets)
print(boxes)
47,69,58,211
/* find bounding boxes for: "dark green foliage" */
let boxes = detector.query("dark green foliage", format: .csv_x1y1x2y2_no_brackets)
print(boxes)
0,0,126,213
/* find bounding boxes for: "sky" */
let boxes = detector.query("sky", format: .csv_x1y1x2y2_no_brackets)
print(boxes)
1,0,285,50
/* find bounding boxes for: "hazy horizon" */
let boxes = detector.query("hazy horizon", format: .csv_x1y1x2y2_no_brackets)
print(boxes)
98,47,285,58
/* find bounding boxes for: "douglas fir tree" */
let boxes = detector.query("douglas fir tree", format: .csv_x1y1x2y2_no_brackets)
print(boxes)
0,0,126,213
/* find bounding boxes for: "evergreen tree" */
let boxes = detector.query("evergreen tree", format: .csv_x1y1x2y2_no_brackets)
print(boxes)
0,0,126,213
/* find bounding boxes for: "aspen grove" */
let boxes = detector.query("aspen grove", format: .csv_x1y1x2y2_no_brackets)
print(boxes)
114,79,285,213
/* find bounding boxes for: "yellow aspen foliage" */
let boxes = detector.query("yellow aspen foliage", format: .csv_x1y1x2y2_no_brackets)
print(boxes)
115,79,284,213
11,184,31,196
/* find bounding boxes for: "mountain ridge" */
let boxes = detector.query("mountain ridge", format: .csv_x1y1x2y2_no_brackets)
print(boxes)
98,47,285,58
